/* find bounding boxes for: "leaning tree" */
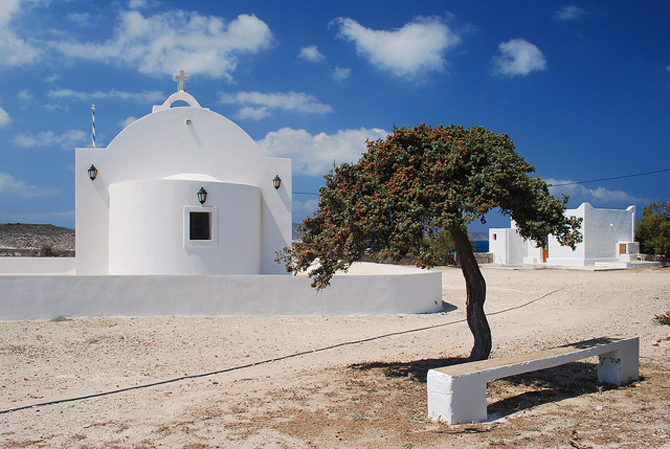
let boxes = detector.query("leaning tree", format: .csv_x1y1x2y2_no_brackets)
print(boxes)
279,124,582,360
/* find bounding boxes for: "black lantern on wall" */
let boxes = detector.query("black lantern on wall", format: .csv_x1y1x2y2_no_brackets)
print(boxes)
272,174,282,190
87,164,98,181
197,187,207,205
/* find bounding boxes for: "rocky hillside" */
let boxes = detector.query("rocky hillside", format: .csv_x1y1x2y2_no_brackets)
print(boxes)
2,223,484,257
0,223,75,256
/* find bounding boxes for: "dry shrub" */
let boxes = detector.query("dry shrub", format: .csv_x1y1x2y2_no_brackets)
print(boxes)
653,311,670,326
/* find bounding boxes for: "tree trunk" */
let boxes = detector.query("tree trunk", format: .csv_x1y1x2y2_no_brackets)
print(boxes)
450,226,492,361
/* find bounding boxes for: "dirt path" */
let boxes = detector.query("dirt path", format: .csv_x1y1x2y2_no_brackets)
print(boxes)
1,267,669,448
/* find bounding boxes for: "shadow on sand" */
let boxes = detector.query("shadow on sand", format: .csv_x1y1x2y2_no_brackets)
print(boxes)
486,361,624,419
351,358,629,419
351,357,468,383
439,301,458,313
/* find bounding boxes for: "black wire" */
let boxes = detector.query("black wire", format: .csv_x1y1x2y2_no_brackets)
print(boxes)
550,168,670,187
293,168,670,195
0,286,565,415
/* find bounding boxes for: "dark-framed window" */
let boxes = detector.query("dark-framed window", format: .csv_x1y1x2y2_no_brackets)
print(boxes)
189,212,211,240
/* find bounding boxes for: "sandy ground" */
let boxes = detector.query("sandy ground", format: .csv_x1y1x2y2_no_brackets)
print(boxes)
1,266,669,448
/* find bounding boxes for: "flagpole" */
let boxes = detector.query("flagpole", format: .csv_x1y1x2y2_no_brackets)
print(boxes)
91,104,96,149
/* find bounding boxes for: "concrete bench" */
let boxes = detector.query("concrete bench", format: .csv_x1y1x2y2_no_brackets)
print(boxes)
427,336,639,424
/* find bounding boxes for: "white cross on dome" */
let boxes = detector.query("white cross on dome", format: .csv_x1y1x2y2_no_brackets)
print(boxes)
173,70,190,92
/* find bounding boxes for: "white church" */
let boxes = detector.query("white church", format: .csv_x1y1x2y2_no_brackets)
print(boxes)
76,72,291,276
0,73,441,320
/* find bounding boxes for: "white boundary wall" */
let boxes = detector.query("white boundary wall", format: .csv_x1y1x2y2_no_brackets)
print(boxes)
0,262,442,321
0,257,76,274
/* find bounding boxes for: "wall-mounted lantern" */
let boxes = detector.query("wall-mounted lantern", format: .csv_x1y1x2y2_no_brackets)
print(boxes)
272,175,282,190
197,187,207,205
88,164,98,181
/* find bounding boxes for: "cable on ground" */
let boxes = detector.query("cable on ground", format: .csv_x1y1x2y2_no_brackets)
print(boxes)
0,286,565,415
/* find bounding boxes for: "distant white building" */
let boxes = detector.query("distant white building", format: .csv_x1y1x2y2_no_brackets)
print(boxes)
75,87,292,275
489,203,640,268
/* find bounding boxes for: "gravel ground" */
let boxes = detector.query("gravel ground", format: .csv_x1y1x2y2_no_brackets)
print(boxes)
1,266,669,448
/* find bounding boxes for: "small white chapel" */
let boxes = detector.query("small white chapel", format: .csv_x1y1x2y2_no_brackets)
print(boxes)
489,202,641,268
76,72,292,275
0,72,441,320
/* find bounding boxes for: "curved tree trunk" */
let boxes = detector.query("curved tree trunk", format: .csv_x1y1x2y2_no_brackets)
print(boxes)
450,226,492,361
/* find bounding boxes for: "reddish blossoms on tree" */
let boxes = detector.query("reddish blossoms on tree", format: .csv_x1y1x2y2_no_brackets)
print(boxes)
278,124,582,360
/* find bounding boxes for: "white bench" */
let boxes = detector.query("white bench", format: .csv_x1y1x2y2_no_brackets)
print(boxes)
427,336,639,424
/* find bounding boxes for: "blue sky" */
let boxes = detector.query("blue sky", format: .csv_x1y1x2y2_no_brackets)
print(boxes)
0,0,668,232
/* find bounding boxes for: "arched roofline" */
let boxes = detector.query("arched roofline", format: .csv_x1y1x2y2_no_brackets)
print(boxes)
152,91,207,112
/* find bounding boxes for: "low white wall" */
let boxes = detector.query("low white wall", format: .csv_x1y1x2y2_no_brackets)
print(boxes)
0,263,442,321
0,257,75,274
545,256,587,267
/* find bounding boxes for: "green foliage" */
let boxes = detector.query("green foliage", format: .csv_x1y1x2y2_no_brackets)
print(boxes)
653,311,670,326
279,124,582,289
636,201,670,255
422,229,457,265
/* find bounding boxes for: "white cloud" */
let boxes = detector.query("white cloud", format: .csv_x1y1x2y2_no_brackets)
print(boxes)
554,5,587,21
0,5,273,79
0,106,11,127
0,0,41,67
547,178,648,207
299,45,325,62
0,173,59,198
236,106,270,121
493,38,547,76
56,11,273,80
332,66,351,81
43,103,70,112
219,91,333,120
257,127,388,176
0,30,40,66
0,0,21,26
18,90,31,101
293,197,320,221
333,16,460,79
128,0,149,9
119,116,138,129
12,129,87,150
66,12,99,26
48,89,164,103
